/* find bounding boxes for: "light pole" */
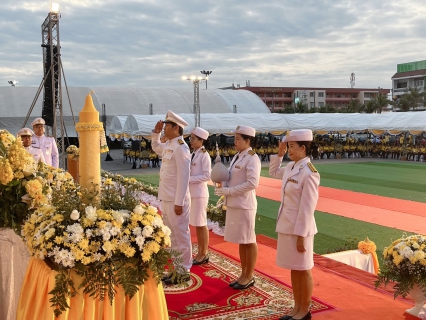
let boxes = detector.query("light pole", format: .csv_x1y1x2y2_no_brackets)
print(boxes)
200,70,212,89
182,75,208,127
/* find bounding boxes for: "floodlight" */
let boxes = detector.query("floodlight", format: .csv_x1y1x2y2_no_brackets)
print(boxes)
50,2,60,13
190,76,196,80
182,76,187,80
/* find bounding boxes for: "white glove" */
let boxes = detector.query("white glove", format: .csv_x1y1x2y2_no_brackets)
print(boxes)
214,187,230,196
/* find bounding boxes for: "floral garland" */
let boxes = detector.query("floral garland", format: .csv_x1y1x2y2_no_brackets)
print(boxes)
207,196,226,227
375,234,426,298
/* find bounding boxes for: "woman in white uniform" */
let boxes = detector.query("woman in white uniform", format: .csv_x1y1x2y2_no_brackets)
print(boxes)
189,127,212,265
269,129,320,320
215,126,261,290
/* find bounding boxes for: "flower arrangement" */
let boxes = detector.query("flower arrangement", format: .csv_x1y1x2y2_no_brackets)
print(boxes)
22,169,181,317
358,236,377,254
375,235,426,298
0,130,59,232
207,196,226,227
66,145,79,160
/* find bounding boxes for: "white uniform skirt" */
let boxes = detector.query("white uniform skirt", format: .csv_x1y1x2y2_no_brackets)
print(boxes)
276,233,314,271
189,197,208,227
224,207,256,244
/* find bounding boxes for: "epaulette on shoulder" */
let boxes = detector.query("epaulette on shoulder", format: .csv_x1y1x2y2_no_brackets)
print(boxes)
307,162,318,173
248,150,256,156
178,139,184,145
202,149,207,153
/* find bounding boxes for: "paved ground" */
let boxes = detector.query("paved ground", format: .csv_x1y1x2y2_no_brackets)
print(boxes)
100,148,406,177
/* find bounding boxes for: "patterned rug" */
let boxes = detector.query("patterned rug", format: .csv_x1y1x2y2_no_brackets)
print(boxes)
164,245,335,319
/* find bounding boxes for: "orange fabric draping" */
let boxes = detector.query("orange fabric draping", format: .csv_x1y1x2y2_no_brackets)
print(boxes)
314,130,329,135
409,130,423,135
388,130,402,135
371,129,384,135
16,258,168,320
371,252,380,275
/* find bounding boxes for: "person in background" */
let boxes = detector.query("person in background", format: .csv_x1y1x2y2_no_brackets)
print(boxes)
215,125,261,290
151,110,192,284
189,127,212,265
31,118,59,168
269,129,320,320
17,128,46,164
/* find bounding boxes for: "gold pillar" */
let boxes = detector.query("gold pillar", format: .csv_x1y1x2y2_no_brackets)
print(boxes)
75,91,102,204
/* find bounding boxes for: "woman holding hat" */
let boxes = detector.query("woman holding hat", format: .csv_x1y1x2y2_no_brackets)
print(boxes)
189,127,212,265
215,125,261,290
269,129,320,320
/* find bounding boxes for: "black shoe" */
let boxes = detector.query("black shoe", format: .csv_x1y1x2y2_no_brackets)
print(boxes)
161,273,172,282
228,280,239,287
278,315,294,320
291,311,311,320
163,273,191,285
233,278,255,290
192,255,209,265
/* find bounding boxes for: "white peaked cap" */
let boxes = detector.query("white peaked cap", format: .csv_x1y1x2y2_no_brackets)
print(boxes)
164,110,189,128
232,125,256,137
282,129,313,142
31,117,45,127
191,127,209,140
17,128,34,136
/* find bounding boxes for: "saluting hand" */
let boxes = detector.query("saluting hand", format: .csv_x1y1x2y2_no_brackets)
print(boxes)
278,141,287,157
296,236,306,253
153,121,163,134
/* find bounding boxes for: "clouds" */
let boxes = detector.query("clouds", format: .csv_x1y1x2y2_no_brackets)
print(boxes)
1,0,425,90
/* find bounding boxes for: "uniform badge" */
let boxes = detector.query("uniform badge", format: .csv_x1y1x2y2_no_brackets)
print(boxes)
178,139,184,145
248,150,256,156
307,162,318,173
235,165,241,169
287,178,298,184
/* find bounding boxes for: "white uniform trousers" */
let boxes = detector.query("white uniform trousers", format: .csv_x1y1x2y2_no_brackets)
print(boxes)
161,199,192,271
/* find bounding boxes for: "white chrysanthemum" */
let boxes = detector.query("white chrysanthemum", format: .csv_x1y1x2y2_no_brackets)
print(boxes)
400,246,414,259
162,225,171,237
119,210,131,219
85,229,94,238
135,235,145,248
132,227,142,236
133,205,145,215
142,226,153,237
152,217,163,228
85,206,97,221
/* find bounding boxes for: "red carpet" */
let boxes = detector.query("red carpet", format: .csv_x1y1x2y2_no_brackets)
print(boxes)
164,245,335,319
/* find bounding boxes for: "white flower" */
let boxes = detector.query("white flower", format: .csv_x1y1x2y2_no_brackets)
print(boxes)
412,243,420,249
119,210,131,220
152,217,163,228
133,205,145,215
162,225,171,237
142,226,153,237
70,210,80,220
85,206,97,221
132,227,142,236
135,235,145,248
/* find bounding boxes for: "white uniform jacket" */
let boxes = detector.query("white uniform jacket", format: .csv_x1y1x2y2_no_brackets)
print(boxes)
26,146,46,164
151,132,191,206
224,147,261,210
189,147,211,198
31,135,59,167
269,155,320,237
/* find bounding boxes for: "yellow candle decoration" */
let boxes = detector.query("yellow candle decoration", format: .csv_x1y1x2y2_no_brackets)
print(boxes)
76,90,102,204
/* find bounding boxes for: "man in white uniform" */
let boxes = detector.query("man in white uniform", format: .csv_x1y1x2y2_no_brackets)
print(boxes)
17,128,46,164
31,117,59,167
151,110,192,284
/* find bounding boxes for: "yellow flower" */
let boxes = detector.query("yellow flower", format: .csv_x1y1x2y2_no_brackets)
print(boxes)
141,250,152,262
0,159,14,185
54,236,64,244
102,241,114,252
25,179,43,198
78,239,89,250
53,214,65,222
124,247,136,258
393,254,404,266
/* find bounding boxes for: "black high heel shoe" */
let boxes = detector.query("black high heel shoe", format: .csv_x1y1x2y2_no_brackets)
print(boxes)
233,278,255,290
278,315,294,320
228,280,239,287
192,254,209,265
291,311,311,320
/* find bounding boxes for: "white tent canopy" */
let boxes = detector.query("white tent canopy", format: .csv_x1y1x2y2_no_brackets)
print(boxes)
109,112,426,139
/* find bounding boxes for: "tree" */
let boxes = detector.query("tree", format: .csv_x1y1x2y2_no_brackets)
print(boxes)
295,101,308,113
364,100,376,113
370,93,390,114
343,99,362,113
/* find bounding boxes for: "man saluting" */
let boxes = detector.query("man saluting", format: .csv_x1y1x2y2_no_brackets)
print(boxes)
151,110,192,284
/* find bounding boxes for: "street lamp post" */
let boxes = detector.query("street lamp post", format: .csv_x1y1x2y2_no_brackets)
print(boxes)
182,75,208,127
200,70,212,89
